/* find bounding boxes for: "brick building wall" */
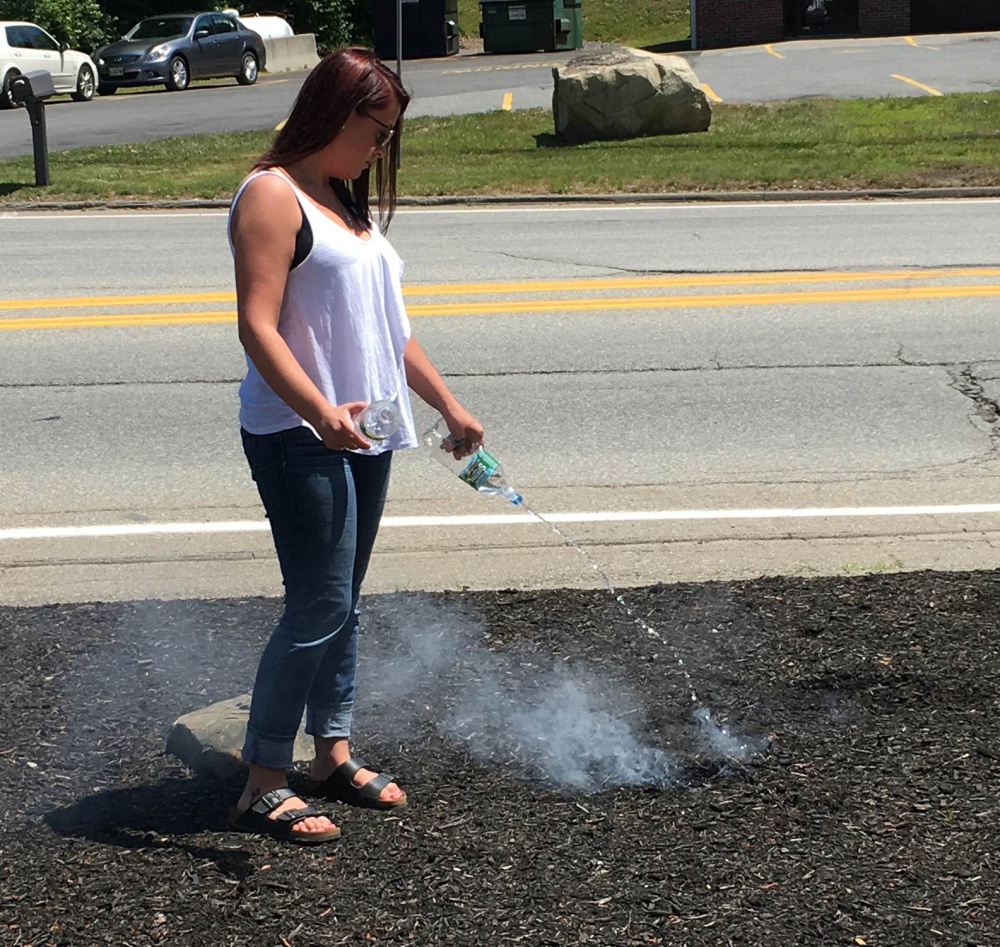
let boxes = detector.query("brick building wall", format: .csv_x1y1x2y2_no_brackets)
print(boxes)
858,0,910,35
912,0,1000,34
695,0,999,49
694,0,784,49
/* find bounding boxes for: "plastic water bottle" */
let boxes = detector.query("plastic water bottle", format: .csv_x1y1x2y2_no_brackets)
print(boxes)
357,399,401,441
423,418,523,505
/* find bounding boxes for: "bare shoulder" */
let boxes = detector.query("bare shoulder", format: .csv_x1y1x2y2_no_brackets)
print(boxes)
232,171,300,240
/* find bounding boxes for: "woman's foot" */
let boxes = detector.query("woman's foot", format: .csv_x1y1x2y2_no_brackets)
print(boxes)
310,738,404,805
236,766,339,837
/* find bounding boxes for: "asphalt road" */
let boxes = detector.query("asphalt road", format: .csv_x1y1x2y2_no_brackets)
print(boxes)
0,31,997,159
3,199,1000,604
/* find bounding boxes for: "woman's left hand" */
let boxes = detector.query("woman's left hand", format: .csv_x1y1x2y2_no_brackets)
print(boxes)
444,405,485,459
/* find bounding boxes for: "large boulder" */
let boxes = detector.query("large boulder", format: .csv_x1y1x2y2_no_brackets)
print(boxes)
552,47,712,143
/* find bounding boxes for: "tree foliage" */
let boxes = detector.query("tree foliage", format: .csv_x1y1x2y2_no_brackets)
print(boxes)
0,0,366,53
0,0,110,50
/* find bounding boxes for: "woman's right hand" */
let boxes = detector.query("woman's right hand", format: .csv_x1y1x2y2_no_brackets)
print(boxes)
315,401,372,451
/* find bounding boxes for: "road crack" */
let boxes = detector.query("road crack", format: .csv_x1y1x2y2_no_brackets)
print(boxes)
947,363,1000,450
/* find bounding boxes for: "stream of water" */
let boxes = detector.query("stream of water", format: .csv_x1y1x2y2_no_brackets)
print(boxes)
522,504,768,765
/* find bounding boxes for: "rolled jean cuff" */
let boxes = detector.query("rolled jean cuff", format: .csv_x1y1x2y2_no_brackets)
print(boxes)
241,730,296,770
306,702,354,739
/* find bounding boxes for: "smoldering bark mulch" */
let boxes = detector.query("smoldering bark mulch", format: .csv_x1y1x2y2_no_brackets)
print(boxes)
1,571,999,946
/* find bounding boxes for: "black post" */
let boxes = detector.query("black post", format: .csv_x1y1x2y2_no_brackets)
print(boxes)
395,0,403,169
26,101,50,187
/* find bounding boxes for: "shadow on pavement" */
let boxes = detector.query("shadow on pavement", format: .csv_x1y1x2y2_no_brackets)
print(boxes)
643,39,693,53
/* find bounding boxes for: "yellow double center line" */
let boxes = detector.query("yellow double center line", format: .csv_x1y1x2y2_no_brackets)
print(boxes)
3,268,1000,331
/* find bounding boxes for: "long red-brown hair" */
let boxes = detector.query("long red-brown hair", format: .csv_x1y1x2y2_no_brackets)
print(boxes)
255,47,409,232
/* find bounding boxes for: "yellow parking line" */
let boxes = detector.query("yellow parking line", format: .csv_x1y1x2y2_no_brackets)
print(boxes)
5,269,1000,312
764,44,784,59
501,91,513,111
905,35,918,47
4,284,1000,330
701,83,723,103
891,73,943,96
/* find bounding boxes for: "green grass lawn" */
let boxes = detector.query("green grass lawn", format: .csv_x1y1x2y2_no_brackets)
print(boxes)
2,93,999,203
457,0,691,47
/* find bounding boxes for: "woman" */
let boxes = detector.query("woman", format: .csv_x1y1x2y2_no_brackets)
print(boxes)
227,47,483,844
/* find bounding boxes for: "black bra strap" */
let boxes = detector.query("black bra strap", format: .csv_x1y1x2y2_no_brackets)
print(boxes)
290,201,313,270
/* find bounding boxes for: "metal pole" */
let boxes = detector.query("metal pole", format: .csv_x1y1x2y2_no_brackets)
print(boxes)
690,0,698,49
396,0,403,169
396,0,403,79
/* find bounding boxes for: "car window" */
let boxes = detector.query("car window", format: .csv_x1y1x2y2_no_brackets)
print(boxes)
23,25,60,51
126,17,194,41
194,15,216,35
212,15,238,34
4,25,29,48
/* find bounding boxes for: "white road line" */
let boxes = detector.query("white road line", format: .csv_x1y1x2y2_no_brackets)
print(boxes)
0,212,231,220
4,199,1000,222
4,503,1000,540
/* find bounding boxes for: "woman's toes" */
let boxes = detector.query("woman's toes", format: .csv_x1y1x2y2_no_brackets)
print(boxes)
294,816,326,834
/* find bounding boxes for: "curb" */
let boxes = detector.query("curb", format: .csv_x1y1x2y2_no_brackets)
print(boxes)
3,187,1000,212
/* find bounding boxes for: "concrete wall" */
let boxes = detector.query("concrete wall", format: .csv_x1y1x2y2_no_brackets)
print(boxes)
695,0,784,49
262,34,320,73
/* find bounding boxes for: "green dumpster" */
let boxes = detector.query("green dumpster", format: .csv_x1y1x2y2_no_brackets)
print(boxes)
479,0,582,54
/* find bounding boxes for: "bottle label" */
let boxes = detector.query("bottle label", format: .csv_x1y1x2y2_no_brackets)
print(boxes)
459,448,498,490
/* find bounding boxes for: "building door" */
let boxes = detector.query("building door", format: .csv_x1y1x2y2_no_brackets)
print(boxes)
784,0,859,36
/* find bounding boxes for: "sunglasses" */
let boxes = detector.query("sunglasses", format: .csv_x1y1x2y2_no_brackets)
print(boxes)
362,111,396,150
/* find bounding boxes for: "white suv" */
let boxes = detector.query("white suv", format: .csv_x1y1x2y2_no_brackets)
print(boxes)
0,21,97,108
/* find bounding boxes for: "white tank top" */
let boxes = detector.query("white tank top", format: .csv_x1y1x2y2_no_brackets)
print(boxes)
228,169,417,454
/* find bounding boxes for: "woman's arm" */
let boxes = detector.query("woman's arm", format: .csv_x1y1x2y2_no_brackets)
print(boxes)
404,335,484,452
232,175,370,450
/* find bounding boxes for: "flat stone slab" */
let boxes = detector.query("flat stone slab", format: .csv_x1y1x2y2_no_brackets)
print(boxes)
166,693,313,779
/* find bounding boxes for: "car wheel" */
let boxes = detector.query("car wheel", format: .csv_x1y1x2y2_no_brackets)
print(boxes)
97,82,119,96
0,69,20,109
165,55,190,92
71,65,96,102
236,50,258,85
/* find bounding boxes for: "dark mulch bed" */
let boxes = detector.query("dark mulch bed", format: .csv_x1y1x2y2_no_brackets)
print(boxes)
2,572,999,946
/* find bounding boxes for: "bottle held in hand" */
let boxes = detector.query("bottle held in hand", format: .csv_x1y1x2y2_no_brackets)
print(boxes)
423,417,523,505
357,399,401,441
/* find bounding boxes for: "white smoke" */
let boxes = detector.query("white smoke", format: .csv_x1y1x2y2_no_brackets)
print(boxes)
361,597,765,793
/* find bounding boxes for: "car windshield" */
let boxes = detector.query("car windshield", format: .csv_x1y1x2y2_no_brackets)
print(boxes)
125,17,193,41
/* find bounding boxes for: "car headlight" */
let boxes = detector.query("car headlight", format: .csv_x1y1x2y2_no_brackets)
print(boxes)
96,57,105,66
145,45,169,62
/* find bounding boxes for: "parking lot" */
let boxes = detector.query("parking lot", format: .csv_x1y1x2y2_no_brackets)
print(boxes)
1,30,998,160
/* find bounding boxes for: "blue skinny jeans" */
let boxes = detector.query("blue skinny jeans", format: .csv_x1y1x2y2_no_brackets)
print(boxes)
240,425,392,769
